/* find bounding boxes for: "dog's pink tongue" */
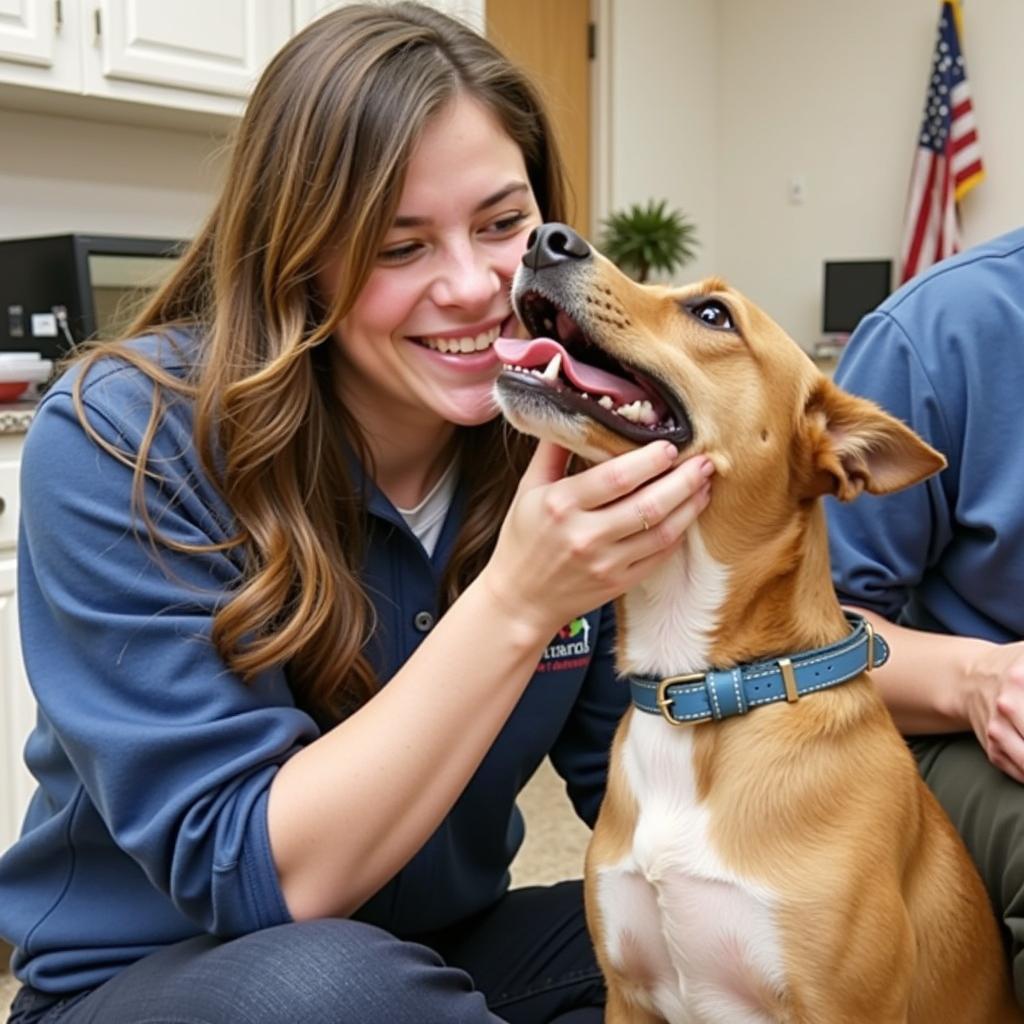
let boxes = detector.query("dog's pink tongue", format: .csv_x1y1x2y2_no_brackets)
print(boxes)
493,337,648,406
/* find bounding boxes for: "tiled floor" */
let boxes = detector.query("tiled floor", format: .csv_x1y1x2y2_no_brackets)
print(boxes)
0,759,587,1017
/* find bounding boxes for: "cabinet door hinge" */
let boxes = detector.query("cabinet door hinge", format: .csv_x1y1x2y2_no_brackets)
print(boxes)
54,0,63,30
94,7,102,38
588,22,596,61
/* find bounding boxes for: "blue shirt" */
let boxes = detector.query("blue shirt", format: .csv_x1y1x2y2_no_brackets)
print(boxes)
0,334,625,993
827,227,1024,643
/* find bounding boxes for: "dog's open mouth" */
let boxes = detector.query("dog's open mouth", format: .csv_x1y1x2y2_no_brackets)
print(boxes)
495,291,692,447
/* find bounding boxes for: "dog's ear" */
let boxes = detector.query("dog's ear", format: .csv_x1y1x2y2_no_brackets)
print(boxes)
801,378,946,501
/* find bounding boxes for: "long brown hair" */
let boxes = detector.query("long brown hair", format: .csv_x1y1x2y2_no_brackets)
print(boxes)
72,1,568,718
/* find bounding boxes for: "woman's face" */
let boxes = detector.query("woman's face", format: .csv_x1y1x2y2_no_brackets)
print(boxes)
323,94,543,435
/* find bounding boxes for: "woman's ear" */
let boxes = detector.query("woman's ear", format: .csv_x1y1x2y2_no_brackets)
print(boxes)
800,377,947,502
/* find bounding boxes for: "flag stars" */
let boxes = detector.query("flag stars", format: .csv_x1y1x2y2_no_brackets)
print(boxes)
901,1,983,283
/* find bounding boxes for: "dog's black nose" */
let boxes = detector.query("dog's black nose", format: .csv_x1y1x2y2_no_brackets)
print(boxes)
523,223,591,272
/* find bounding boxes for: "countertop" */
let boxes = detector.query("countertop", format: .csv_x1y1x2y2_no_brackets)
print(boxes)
0,401,36,435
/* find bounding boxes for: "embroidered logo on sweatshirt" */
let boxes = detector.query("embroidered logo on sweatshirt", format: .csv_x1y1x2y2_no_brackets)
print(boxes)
538,616,593,672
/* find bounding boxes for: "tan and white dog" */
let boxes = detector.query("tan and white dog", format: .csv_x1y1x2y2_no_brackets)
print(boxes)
494,224,1021,1024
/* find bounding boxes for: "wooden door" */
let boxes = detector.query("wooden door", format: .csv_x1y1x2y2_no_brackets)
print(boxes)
486,0,591,238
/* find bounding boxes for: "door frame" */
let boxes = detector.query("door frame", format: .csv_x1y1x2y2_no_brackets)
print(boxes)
590,0,612,237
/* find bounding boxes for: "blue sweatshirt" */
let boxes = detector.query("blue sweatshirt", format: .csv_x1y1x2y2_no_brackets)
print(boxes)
827,226,1024,643
0,334,625,994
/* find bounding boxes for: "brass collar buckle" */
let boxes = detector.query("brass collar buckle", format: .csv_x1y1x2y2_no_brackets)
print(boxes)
655,672,711,726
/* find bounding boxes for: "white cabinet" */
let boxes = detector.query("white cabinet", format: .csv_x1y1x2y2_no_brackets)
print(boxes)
0,0,81,91
0,0,291,123
0,430,34,858
292,0,342,28
293,0,485,35
0,0,486,126
85,0,292,115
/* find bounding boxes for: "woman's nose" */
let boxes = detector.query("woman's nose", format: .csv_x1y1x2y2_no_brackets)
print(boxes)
431,243,502,308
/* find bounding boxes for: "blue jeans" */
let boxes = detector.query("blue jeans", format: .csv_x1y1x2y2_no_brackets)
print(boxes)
6,882,603,1024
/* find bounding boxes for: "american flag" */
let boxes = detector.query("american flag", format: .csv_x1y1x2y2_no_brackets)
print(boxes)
899,0,984,283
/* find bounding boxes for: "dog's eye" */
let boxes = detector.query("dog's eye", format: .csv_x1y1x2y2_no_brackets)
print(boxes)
690,300,734,331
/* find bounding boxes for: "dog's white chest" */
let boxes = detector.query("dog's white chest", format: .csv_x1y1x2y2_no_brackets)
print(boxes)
596,704,787,1023
595,527,788,1020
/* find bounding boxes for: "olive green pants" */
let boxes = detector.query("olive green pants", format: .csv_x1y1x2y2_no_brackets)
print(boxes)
910,733,1024,1006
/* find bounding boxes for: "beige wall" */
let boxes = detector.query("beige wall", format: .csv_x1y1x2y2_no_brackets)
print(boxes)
608,0,1024,348
606,0,720,281
0,108,226,242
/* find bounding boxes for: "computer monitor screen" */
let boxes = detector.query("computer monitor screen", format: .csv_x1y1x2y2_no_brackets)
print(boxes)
822,260,892,334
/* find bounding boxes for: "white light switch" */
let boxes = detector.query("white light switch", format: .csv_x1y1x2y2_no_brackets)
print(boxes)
31,313,58,338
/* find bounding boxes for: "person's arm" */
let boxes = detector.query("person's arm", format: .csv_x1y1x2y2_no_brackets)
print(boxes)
21,379,319,939
853,607,1024,783
846,606,985,732
827,312,1024,783
268,441,715,919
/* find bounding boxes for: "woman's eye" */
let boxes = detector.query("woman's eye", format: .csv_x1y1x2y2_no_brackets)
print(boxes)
488,211,528,234
691,300,734,330
378,242,421,264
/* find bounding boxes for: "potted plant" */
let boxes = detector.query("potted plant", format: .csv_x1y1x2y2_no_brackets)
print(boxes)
598,199,699,283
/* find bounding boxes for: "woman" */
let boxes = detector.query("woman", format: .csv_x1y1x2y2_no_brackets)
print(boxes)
0,4,713,1024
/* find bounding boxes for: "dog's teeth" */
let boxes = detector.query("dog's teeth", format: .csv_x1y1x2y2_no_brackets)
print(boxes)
614,395,638,419
580,392,589,400
638,401,658,426
541,353,562,381
598,396,614,409
616,400,656,426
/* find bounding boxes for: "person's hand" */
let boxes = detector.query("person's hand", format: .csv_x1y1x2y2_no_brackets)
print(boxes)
962,640,1024,782
478,439,714,641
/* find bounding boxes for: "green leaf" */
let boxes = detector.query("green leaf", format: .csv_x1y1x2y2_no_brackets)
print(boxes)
598,199,699,281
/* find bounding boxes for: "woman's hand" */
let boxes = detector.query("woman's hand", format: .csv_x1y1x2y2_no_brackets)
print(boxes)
962,641,1024,783
479,439,714,641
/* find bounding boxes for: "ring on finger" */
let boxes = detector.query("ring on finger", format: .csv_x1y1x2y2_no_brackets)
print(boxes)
635,506,651,532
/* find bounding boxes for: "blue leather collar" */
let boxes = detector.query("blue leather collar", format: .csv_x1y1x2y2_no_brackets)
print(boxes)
629,612,889,726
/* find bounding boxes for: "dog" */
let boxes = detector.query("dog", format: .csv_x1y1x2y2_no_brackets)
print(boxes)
494,223,1021,1023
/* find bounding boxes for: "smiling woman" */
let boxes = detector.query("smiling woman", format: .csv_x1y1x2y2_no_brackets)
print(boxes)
0,5,713,1024
316,95,542,500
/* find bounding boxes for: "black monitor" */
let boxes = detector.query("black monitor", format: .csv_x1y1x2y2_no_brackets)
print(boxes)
822,260,892,335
